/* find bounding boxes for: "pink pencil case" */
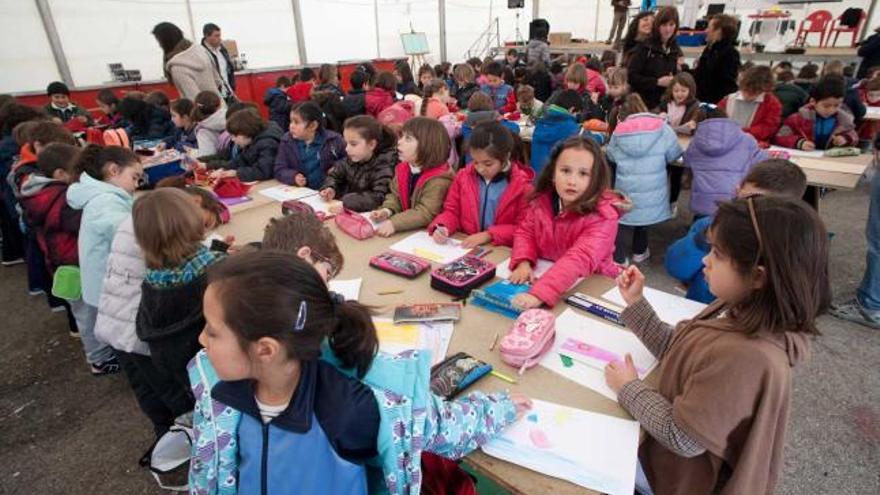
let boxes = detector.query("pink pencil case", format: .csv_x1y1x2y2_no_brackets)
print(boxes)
430,256,496,298
499,309,556,374
369,250,431,279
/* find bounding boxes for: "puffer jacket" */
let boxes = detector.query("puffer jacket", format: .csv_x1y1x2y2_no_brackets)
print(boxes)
165,43,222,100
274,128,347,187
321,144,398,212
16,169,81,273
454,83,480,110
774,104,859,150
381,162,454,232
94,217,149,355
263,87,291,131
194,109,226,157
530,105,583,176
342,88,367,118
510,190,623,306
365,88,395,117
684,118,767,216
605,113,683,226
208,122,283,181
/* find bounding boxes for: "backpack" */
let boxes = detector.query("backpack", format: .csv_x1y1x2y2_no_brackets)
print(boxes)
377,101,415,128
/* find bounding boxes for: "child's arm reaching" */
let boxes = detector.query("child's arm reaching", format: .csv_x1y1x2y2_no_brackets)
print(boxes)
616,266,675,359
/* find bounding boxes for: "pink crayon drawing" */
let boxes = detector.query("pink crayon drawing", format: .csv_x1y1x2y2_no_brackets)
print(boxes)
559,338,647,374
529,427,553,449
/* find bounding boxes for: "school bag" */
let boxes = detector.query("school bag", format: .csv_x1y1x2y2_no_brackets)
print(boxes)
499,309,556,374
149,415,193,492
377,100,415,128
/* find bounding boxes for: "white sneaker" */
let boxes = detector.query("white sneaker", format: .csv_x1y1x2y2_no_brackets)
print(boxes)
632,249,651,264
2,258,24,267
670,204,679,218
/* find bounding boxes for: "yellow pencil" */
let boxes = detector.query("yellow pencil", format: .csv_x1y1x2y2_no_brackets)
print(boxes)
490,370,517,384
377,289,404,295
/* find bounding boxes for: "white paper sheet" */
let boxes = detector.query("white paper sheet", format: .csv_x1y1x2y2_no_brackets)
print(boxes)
373,318,454,365
539,309,658,401
388,231,471,264
865,106,880,120
601,286,706,326
297,193,340,216
328,278,362,301
495,257,583,289
258,184,319,202
482,399,640,495
766,145,826,159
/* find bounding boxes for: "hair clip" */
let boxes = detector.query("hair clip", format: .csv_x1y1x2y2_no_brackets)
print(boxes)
699,102,718,111
294,300,307,332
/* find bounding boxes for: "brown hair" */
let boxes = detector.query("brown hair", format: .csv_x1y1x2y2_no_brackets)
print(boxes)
318,63,338,86
420,79,447,116
865,78,880,91
651,6,680,48
226,108,267,138
75,144,140,180
29,121,75,147
401,117,451,168
453,63,475,84
796,63,819,81
36,143,80,178
263,211,344,274
170,98,194,118
193,91,222,121
145,90,170,110
709,196,830,335
742,159,808,198
606,67,629,88
467,92,494,112
155,175,228,228
776,69,796,83
710,14,739,43
617,93,649,122
532,135,611,214
516,85,535,103
739,65,775,94
133,188,206,269
343,114,397,151
467,120,517,166
373,71,397,91
208,251,378,377
821,60,845,77
564,63,587,90
662,72,697,105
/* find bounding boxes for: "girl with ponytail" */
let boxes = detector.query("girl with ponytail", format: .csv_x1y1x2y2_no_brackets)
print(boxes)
419,79,451,119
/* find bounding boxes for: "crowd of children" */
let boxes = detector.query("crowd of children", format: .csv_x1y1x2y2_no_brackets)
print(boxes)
1,8,877,493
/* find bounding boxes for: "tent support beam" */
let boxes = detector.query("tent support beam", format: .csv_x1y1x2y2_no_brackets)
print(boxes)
290,0,308,64
439,0,448,62
34,0,73,87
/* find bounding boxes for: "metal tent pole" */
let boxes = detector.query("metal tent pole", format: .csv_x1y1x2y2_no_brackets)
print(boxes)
35,0,73,86
374,0,381,57
184,0,197,42
439,0,448,62
290,0,308,64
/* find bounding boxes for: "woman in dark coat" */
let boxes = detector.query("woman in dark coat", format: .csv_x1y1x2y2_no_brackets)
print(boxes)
621,10,655,66
693,14,741,105
858,27,880,80
627,7,682,109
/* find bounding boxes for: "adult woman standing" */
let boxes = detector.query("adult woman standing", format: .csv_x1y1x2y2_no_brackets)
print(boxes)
621,10,655,65
858,27,880,80
627,7,682,109
693,14,741,105
152,22,221,100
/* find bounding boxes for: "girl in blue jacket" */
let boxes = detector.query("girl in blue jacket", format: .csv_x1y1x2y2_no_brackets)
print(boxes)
274,101,347,188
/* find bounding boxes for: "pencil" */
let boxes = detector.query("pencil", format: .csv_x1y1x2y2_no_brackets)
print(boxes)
490,370,517,384
377,289,404,295
488,332,499,351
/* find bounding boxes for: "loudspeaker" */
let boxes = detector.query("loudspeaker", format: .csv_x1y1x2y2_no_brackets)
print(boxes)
508,0,525,8
529,18,550,41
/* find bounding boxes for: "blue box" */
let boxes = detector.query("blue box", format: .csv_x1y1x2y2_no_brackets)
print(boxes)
143,159,184,185
677,31,707,47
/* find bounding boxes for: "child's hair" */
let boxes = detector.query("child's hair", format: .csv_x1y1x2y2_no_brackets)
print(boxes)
549,89,585,113
13,121,42,147
618,93,649,120
36,143,80,178
776,70,795,83
506,48,518,58
0,103,46,135
864,78,880,91
600,50,617,68
373,71,397,91
694,104,728,122
46,81,69,97
516,85,535,103
821,60,845,77
276,75,292,88
349,69,367,91
662,72,697,105
533,136,610,214
145,90,170,110
394,60,415,85
797,63,819,80
711,14,739,43
738,65,775,93
224,100,259,119
606,67,629,88
154,175,228,226
318,63,338,86
171,98,194,118
586,58,603,74
420,80,447,116
467,92,495,112
298,67,316,82
263,211,344,273
453,63,475,84
417,64,435,82
291,101,326,133
401,117,451,169
309,90,344,133
29,121,76,147
208,251,378,376
774,61,793,72
192,91,222,121
467,121,516,169
226,109,267,138
709,196,830,335
343,114,396,150
810,75,846,101
75,144,140,181
133,188,205,269
118,97,160,129
96,89,119,107
356,62,377,84
564,63,588,90
467,57,483,71
844,64,856,78
742,159,808,198
484,61,504,78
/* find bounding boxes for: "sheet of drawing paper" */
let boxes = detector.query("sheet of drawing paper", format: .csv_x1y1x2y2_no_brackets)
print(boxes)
600,286,706,325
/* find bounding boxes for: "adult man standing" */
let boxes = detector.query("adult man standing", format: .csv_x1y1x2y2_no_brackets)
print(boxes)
201,23,237,103
606,0,631,45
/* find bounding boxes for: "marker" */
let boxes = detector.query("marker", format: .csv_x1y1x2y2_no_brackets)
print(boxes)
565,292,625,326
377,289,404,295
488,332,499,351
490,370,517,384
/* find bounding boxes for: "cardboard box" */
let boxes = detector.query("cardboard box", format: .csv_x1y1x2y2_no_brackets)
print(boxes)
548,32,572,45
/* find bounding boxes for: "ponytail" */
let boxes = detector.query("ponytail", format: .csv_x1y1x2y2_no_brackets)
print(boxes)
76,143,139,180
330,300,379,377
291,101,326,133
420,79,446,117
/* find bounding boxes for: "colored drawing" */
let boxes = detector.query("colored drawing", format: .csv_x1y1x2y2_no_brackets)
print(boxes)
529,428,553,449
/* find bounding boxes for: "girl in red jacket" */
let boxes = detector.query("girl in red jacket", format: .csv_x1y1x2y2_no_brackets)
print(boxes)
509,136,623,309
429,121,534,248
718,65,782,147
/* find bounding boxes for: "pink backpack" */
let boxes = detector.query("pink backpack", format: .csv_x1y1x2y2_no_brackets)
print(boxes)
499,309,556,374
377,101,415,128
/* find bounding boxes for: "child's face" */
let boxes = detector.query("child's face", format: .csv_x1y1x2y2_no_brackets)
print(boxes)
97,102,114,115
436,86,450,102
171,110,189,128
565,80,580,91
420,73,434,87
343,128,377,163
702,228,755,304
813,96,843,118
507,53,517,64
289,112,316,140
471,149,505,182
199,285,253,381
51,94,70,108
553,148,594,207
106,161,144,194
397,132,419,163
608,84,628,98
671,83,690,104
486,74,504,88
231,134,253,148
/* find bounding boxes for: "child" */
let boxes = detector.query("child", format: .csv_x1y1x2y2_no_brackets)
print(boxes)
133,188,226,408
775,75,860,151
600,67,630,132
207,109,282,181
95,89,122,128
287,67,316,103
419,79,451,119
774,70,809,120
370,117,454,237
117,97,176,142
531,89,585,176
264,75,292,131
274,101,346,188
319,115,398,212
315,63,344,98
145,90,171,114
564,62,607,100
666,158,807,303
508,136,623,309
684,106,768,219
341,69,368,118
461,92,521,143
417,64,436,94
365,71,397,117
655,72,700,135
606,94,684,264
394,60,417,96
429,121,534,248
606,195,829,495
719,65,783,147
516,85,543,121
43,81,93,128
66,144,144,374
857,77,880,141
480,61,517,113
794,63,820,93
159,98,197,151
192,90,226,156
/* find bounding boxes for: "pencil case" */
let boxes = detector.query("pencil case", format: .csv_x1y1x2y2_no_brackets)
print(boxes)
430,352,493,399
335,209,375,239
499,309,556,374
369,250,431,279
430,256,496,298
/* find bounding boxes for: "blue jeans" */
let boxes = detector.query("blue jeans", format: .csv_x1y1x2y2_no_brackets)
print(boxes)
635,461,654,495
68,301,115,364
858,170,880,314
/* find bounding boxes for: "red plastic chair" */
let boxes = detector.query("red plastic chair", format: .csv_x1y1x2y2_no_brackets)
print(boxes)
827,10,867,47
794,10,833,47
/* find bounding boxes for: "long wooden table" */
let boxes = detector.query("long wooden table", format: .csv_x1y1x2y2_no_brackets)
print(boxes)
214,191,643,494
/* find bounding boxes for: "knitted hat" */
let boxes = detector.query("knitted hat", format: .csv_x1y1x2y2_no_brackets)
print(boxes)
46,81,70,96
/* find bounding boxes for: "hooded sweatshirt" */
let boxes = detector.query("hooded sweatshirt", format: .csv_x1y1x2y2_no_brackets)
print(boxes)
165,43,223,100
66,173,134,306
530,105,582,176
195,109,227,157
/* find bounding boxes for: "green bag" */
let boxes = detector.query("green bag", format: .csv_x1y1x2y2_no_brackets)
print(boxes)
51,265,82,301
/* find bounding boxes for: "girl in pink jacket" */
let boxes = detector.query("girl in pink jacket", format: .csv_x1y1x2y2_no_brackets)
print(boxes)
509,136,623,309
429,121,534,248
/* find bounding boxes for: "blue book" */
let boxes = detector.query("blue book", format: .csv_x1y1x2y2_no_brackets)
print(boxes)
469,280,531,319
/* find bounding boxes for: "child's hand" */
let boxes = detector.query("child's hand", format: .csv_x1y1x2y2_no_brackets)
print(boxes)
328,203,343,215
461,231,492,248
604,353,639,393
432,226,449,244
76,115,89,124
223,235,236,246
376,221,395,237
512,293,542,310
294,173,307,187
510,392,533,420
154,142,167,152
616,265,645,306
508,262,533,285
831,135,847,147
319,188,335,201
370,208,390,221
801,140,816,151
209,169,236,179
685,120,697,131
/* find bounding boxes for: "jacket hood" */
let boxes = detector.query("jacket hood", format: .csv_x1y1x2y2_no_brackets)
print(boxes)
197,108,226,133
780,332,811,367
463,159,535,183
19,170,57,198
690,118,755,157
541,104,576,122
66,173,131,210
608,113,667,157
796,104,856,129
466,110,499,126
166,44,210,71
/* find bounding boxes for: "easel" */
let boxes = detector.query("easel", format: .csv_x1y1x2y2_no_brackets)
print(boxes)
401,32,430,70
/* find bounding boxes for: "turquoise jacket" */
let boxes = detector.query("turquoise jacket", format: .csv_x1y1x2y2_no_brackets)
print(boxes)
66,173,134,306
188,346,517,495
